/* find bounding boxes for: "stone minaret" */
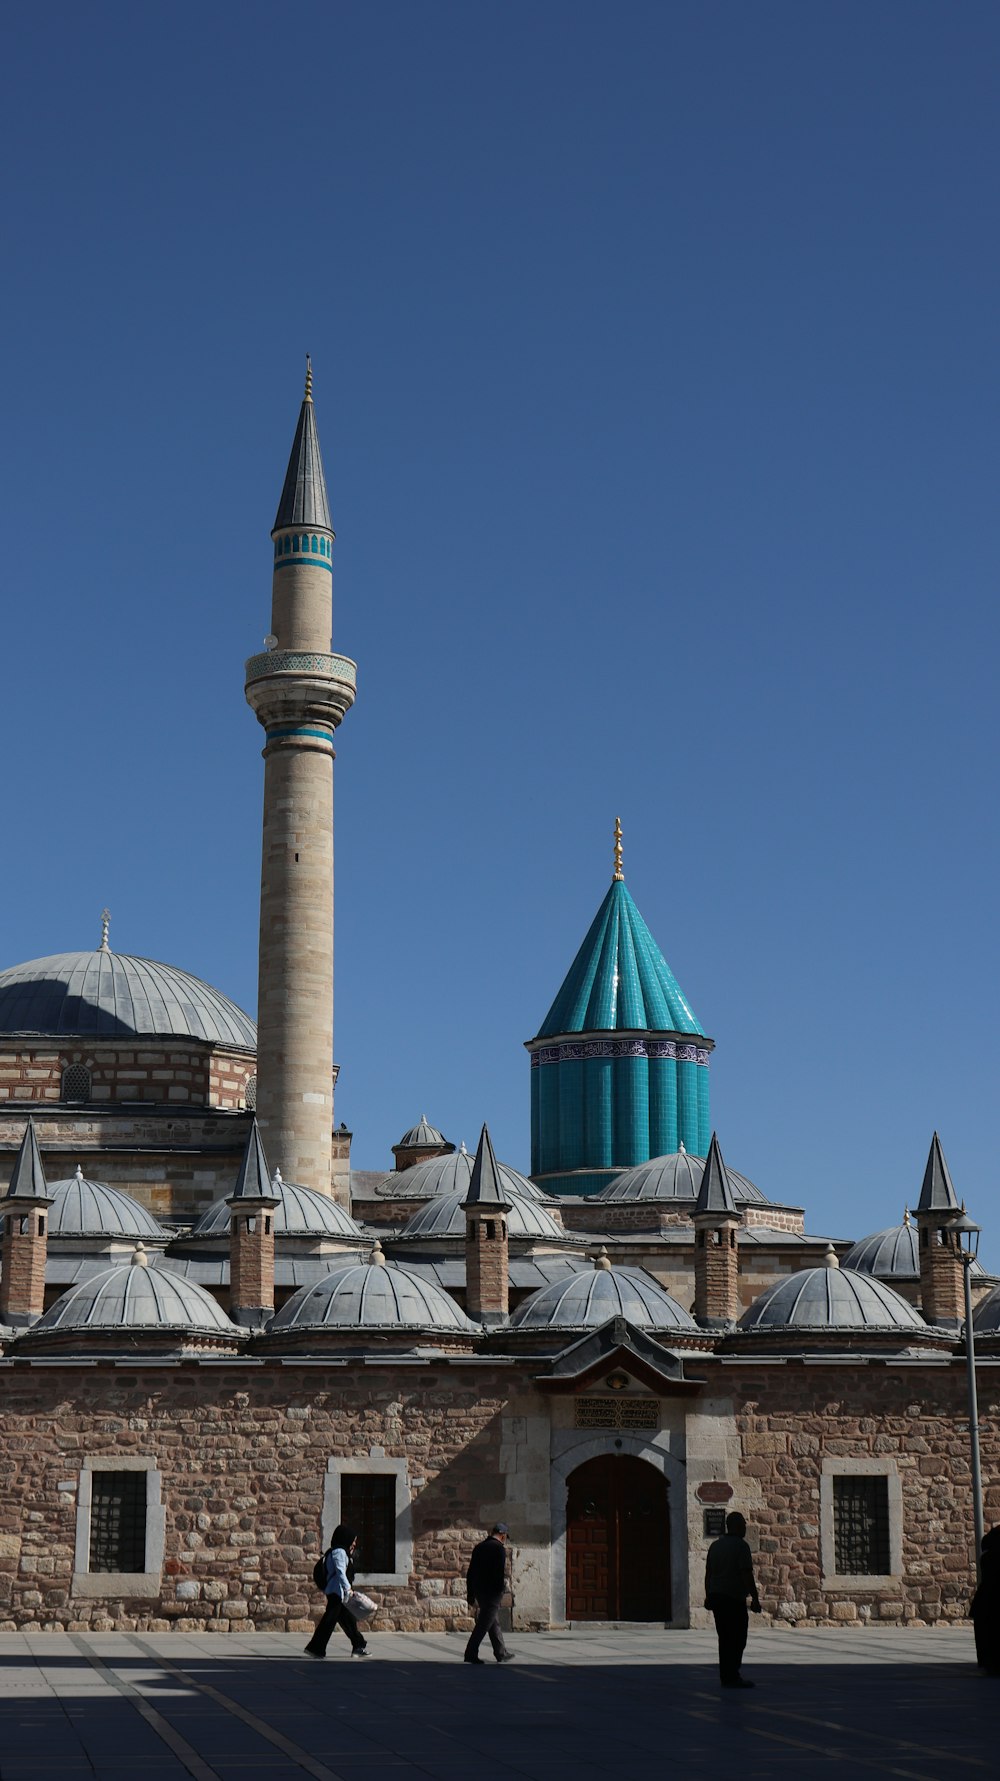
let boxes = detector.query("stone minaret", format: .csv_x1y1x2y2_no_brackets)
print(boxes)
227,1119,280,1327
0,1118,54,1327
463,1124,511,1327
245,363,356,1199
916,1131,963,1329
692,1131,742,1328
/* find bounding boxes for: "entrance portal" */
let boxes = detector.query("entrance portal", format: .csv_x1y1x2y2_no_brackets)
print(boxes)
565,1453,671,1621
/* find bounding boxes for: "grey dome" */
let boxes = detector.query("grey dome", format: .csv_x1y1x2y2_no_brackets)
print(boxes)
845,1217,986,1283
383,1148,551,1203
400,1189,563,1242
0,951,256,1046
509,1265,696,1332
739,1267,926,1332
599,1150,769,1206
973,1287,1000,1335
395,1116,448,1150
272,1258,478,1333
843,1220,920,1280
34,1257,238,1335
191,1174,363,1240
48,1169,163,1241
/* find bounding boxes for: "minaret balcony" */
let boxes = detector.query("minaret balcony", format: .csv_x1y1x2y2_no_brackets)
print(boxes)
245,649,357,732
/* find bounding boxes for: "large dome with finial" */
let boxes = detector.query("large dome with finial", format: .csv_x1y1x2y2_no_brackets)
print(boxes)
0,949,256,1046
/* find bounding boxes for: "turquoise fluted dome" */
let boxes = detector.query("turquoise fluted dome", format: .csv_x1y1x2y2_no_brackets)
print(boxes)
527,870,713,1195
535,879,703,1038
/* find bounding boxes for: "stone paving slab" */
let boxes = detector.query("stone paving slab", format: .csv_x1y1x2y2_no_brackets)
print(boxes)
0,1627,993,1780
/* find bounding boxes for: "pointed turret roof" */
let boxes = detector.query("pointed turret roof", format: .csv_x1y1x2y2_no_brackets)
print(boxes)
917,1131,959,1214
4,1118,51,1204
272,360,333,533
694,1132,738,1218
535,877,704,1038
228,1119,278,1205
464,1124,511,1208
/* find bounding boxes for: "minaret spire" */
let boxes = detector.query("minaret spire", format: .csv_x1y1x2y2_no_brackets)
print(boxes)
245,366,357,1198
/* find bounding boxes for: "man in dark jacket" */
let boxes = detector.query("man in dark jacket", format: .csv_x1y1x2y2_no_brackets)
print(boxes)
705,1511,761,1688
464,1523,515,1664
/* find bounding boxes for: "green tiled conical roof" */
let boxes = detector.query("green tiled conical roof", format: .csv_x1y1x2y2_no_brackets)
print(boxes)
536,879,703,1039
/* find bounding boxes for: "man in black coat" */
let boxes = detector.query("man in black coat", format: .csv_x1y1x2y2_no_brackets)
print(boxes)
705,1511,761,1688
464,1523,515,1664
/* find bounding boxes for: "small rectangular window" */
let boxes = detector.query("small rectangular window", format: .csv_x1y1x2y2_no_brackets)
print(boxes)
832,1475,890,1575
341,1474,396,1574
89,1471,147,1573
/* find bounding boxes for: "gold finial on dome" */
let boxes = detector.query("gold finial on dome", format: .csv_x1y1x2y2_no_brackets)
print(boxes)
304,355,313,402
99,908,111,952
903,1206,911,1226
613,817,624,881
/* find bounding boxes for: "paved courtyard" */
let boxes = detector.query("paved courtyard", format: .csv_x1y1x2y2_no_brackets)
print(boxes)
0,1625,992,1781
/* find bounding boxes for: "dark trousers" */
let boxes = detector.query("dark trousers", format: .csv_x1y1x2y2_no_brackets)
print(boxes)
464,1594,507,1661
306,1595,366,1655
711,1598,749,1683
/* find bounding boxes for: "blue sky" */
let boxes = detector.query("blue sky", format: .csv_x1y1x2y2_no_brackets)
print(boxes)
2,2,998,1260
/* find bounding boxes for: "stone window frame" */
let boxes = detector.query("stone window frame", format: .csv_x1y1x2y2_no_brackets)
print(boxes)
819,1457,902,1591
72,1456,165,1599
322,1451,412,1588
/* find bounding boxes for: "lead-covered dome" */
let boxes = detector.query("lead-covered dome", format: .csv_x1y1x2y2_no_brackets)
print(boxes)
272,1255,478,1333
399,1190,564,1242
509,1263,696,1332
381,1148,551,1203
973,1287,1000,1336
32,1254,238,1336
739,1267,926,1332
0,951,256,1046
190,1174,363,1240
844,1215,986,1283
599,1149,768,1205
48,1168,164,1241
843,1218,920,1280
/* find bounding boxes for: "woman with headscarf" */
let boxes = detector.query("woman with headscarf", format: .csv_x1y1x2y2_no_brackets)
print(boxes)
305,1524,369,1659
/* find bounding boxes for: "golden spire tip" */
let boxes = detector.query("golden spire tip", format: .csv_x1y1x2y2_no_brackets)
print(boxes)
613,816,624,881
304,355,313,402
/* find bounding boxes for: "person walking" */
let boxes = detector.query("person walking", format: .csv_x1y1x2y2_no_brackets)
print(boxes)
705,1511,761,1688
305,1523,370,1659
971,1526,1000,1674
464,1522,515,1665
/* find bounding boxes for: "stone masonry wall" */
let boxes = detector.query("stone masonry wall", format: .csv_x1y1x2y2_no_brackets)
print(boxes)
0,1363,513,1633
0,1044,255,1113
716,1360,999,1628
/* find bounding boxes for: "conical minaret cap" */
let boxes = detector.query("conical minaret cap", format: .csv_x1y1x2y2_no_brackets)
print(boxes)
694,1132,738,1219
4,1117,52,1205
916,1131,959,1214
464,1124,511,1209
272,362,333,533
228,1118,279,1206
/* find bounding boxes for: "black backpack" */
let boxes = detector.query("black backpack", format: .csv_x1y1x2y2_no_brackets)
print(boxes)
313,1550,331,1592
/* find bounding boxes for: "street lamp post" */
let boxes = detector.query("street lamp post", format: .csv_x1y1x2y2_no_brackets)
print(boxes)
950,1210,984,1580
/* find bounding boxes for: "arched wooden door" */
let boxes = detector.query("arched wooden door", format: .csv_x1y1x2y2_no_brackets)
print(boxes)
566,1454,670,1621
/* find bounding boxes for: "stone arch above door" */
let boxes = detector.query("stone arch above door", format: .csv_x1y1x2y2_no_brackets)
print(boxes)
550,1429,689,1627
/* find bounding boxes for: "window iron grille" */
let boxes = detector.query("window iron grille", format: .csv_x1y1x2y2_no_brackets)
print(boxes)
89,1471,147,1574
832,1475,890,1575
62,1064,91,1103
